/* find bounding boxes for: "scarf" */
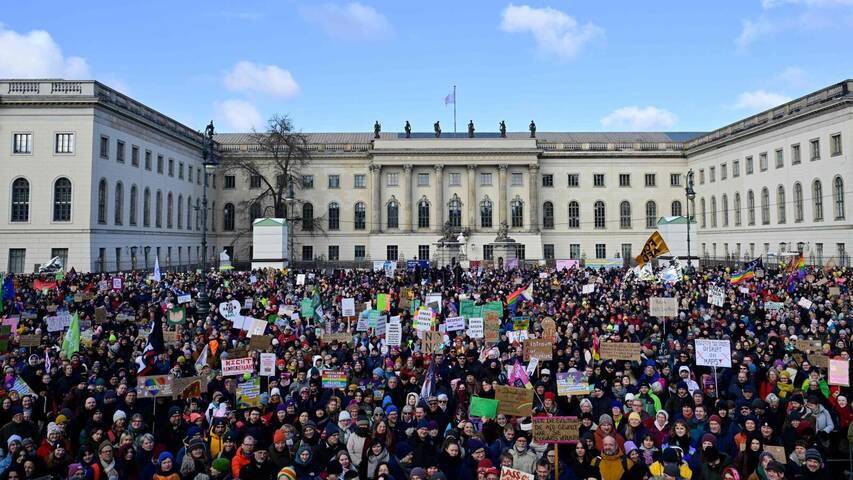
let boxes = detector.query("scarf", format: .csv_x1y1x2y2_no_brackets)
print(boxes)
366,448,390,478
775,381,794,398
101,459,119,480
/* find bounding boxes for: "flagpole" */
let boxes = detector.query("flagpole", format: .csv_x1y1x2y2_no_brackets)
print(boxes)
453,85,457,136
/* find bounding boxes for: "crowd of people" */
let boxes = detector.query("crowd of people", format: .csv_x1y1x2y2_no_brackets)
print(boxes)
0,258,850,480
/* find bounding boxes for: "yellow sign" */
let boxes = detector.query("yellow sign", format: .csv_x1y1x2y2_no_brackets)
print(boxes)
635,231,670,266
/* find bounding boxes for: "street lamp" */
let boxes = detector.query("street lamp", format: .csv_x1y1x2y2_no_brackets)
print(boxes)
685,169,696,274
197,121,217,320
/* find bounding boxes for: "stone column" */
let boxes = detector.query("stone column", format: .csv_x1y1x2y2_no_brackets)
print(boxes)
498,164,508,227
434,164,444,232
467,165,477,230
402,164,413,232
528,163,539,233
370,164,381,233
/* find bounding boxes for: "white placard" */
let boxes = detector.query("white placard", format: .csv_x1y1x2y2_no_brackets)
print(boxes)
445,316,466,332
296,274,306,285
526,357,539,376
707,285,724,307
695,339,732,368
247,318,267,337
506,330,529,343
219,300,241,321
177,294,191,304
582,284,595,295
249,275,257,284
341,298,356,317
739,287,750,294
797,297,813,309
467,317,484,338
649,297,678,318
222,357,254,376
386,317,402,347
415,309,433,331
259,353,276,376
244,298,254,310
426,293,442,309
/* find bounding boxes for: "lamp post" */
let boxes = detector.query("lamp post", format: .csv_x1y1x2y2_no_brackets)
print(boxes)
685,169,696,274
197,121,217,320
284,182,296,265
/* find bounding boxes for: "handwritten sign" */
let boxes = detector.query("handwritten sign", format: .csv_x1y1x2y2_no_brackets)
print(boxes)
321,332,353,344
795,339,822,353
236,378,261,408
635,231,670,266
541,317,557,342
414,309,433,331
829,358,850,386
500,467,534,480
797,297,813,310
810,354,829,369
177,294,191,304
523,339,553,361
386,317,402,347
695,339,732,368
467,317,484,339
599,342,641,361
582,284,595,295
19,335,41,347
707,285,725,307
649,297,678,318
94,307,107,324
764,445,787,464
422,330,444,353
484,312,500,343
136,375,174,398
173,376,208,399
445,316,466,332
222,357,254,376
494,385,534,417
557,371,589,396
532,416,580,443
219,300,241,321
341,298,356,317
248,335,273,351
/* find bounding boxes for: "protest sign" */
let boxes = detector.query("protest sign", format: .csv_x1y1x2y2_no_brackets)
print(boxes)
136,375,174,398
649,297,678,317
356,314,369,332
422,330,444,353
296,274,305,285
94,307,107,323
111,277,123,291
513,316,530,331
829,286,841,297
259,353,276,376
177,294,191,304
829,359,850,386
173,376,208,399
219,300,241,321
222,357,254,376
426,293,442,311
500,467,534,480
236,378,261,408
415,309,433,331
795,339,821,353
764,445,787,464
557,371,589,396
635,231,670,266
321,332,353,344
555,259,579,271
167,307,186,326
469,396,498,419
494,385,534,417
523,338,553,361
695,339,732,368
445,316,466,332
707,285,725,307
810,354,829,369
248,335,273,350
532,416,580,443
162,329,179,345
797,297,813,309
467,317,484,339
322,371,348,389
765,301,785,311
541,317,557,342
341,298,356,317
386,317,402,347
19,334,41,347
599,342,641,361
483,301,504,319
582,284,595,295
484,312,500,343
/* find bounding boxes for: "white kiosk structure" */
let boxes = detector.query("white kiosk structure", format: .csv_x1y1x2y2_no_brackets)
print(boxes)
251,218,289,270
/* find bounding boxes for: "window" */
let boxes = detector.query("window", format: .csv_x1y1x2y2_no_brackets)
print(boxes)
746,156,753,174
542,174,553,187
328,175,340,189
834,176,845,220
480,198,493,228
13,133,32,154
327,202,340,230
328,246,339,261
248,203,262,226
621,244,632,261
721,163,727,180
483,245,494,261
593,174,605,187
568,201,580,229
155,191,163,227
354,174,366,188
515,244,526,260
144,150,152,170
699,169,705,184
51,248,68,271
224,175,235,189
567,174,579,187
100,136,109,159
387,201,399,229
645,201,657,228
734,193,742,226
448,196,462,227
449,173,461,186
168,158,174,177
510,199,523,228
129,185,138,226
810,139,820,161
354,245,366,260
131,145,139,167
302,246,313,261
619,174,631,187
542,201,554,229
775,149,783,168
813,180,824,221
417,173,430,186
7,249,25,274
53,178,72,222
511,172,523,186
55,133,74,154
772,186,784,224
721,194,729,227
114,182,124,225
418,245,430,261
178,162,184,179
197,168,202,185
543,244,554,260
700,198,706,227
302,175,314,189
733,160,740,177
418,199,430,229
671,200,682,217
143,188,151,227
354,202,366,230
186,196,192,230
157,155,164,174
481,173,493,186
838,243,848,266
815,243,823,264
250,175,262,189
570,244,580,259
794,183,803,222
176,194,183,229
117,140,126,163
645,173,656,187
167,193,174,228
196,199,201,230
710,167,716,183
302,203,314,231
10,178,29,222
760,188,770,225
619,201,632,229
711,196,717,227
831,133,842,156
386,245,399,261
595,244,606,259
670,173,681,187
759,153,768,171
97,179,108,224
594,201,605,229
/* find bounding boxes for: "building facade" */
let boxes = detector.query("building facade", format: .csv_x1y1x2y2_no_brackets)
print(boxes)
1,79,850,272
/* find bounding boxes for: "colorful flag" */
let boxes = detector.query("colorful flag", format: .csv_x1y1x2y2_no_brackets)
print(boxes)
744,256,763,271
136,310,165,374
194,344,209,373
508,361,532,389
420,361,436,400
506,286,527,314
730,269,755,285
61,312,80,358
376,293,390,312
635,231,670,267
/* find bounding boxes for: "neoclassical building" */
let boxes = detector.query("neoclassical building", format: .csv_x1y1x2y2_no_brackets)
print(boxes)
1,78,850,272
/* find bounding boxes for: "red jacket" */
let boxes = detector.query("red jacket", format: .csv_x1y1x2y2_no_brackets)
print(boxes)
231,448,252,479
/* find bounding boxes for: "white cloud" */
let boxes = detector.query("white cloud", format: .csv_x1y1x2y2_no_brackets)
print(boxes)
738,0,853,48
733,90,792,111
762,0,853,8
0,24,89,78
224,61,299,99
600,106,677,131
735,17,776,49
301,2,391,41
773,66,809,89
500,4,603,60
216,100,262,132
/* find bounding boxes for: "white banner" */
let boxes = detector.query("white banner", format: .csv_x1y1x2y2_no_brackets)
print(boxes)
259,353,276,376
695,339,732,368
341,298,356,317
386,317,402,347
467,317,484,338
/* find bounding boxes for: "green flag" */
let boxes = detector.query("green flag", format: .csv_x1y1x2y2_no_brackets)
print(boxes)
376,293,389,312
61,312,81,358
469,396,498,418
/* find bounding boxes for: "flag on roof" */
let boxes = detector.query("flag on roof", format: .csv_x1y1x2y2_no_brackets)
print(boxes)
444,88,455,106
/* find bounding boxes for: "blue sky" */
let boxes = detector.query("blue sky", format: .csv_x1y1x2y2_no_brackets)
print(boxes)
1,0,851,133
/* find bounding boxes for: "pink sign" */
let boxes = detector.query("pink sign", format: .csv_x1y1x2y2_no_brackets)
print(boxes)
829,359,850,386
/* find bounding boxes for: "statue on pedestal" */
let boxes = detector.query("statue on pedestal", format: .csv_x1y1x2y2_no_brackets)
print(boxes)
434,121,441,138
468,120,475,138
529,120,536,138
440,220,455,242
499,121,507,138
404,121,411,138
496,221,509,241
374,121,381,139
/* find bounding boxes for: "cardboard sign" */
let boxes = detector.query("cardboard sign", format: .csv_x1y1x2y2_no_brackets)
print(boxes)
162,329,179,345
19,335,41,347
386,317,402,347
795,339,821,353
500,467,534,480
172,376,208,399
484,312,500,343
321,332,353,344
259,353,276,376
341,298,356,317
557,371,589,396
829,358,850,386
494,385,534,417
136,375,174,398
541,318,557,342
797,297,813,309
94,307,107,324
532,416,580,443
695,339,733,368
445,316,466,332
523,339,553,361
599,342,641,361
467,317,484,339
828,286,841,297
422,330,444,353
248,335,273,350
222,357,254,376
810,354,829,369
707,285,725,307
649,297,678,318
219,300,241,321
322,370,348,389
764,445,787,464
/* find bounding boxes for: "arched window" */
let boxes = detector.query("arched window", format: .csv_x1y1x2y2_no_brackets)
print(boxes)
249,203,262,227
114,182,124,225
195,198,201,230
223,203,235,231
177,195,183,229
302,202,314,231
568,201,580,229
645,201,657,229
328,202,340,230
448,195,462,227
747,190,755,225
480,198,493,228
833,176,845,219
354,202,366,230
794,183,803,222
11,178,30,222
710,196,717,228
143,188,151,227
760,188,770,224
700,198,706,227
510,198,523,227
418,199,430,229
671,200,682,217
812,180,823,221
167,192,174,228
155,191,163,227
721,194,728,227
594,201,605,229
777,186,786,224
619,201,632,229
97,179,108,224
53,178,72,222
386,201,398,229
186,196,192,230
734,193,741,226
542,201,554,229
129,185,138,226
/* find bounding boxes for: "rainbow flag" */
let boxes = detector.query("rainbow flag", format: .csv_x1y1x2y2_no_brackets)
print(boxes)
786,254,806,292
730,269,755,285
506,286,527,314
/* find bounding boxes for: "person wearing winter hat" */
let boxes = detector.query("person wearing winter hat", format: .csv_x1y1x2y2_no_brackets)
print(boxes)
346,415,371,468
268,429,291,469
210,457,231,478
276,465,297,480
154,451,180,480
595,414,626,453
410,466,428,480
765,460,786,480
